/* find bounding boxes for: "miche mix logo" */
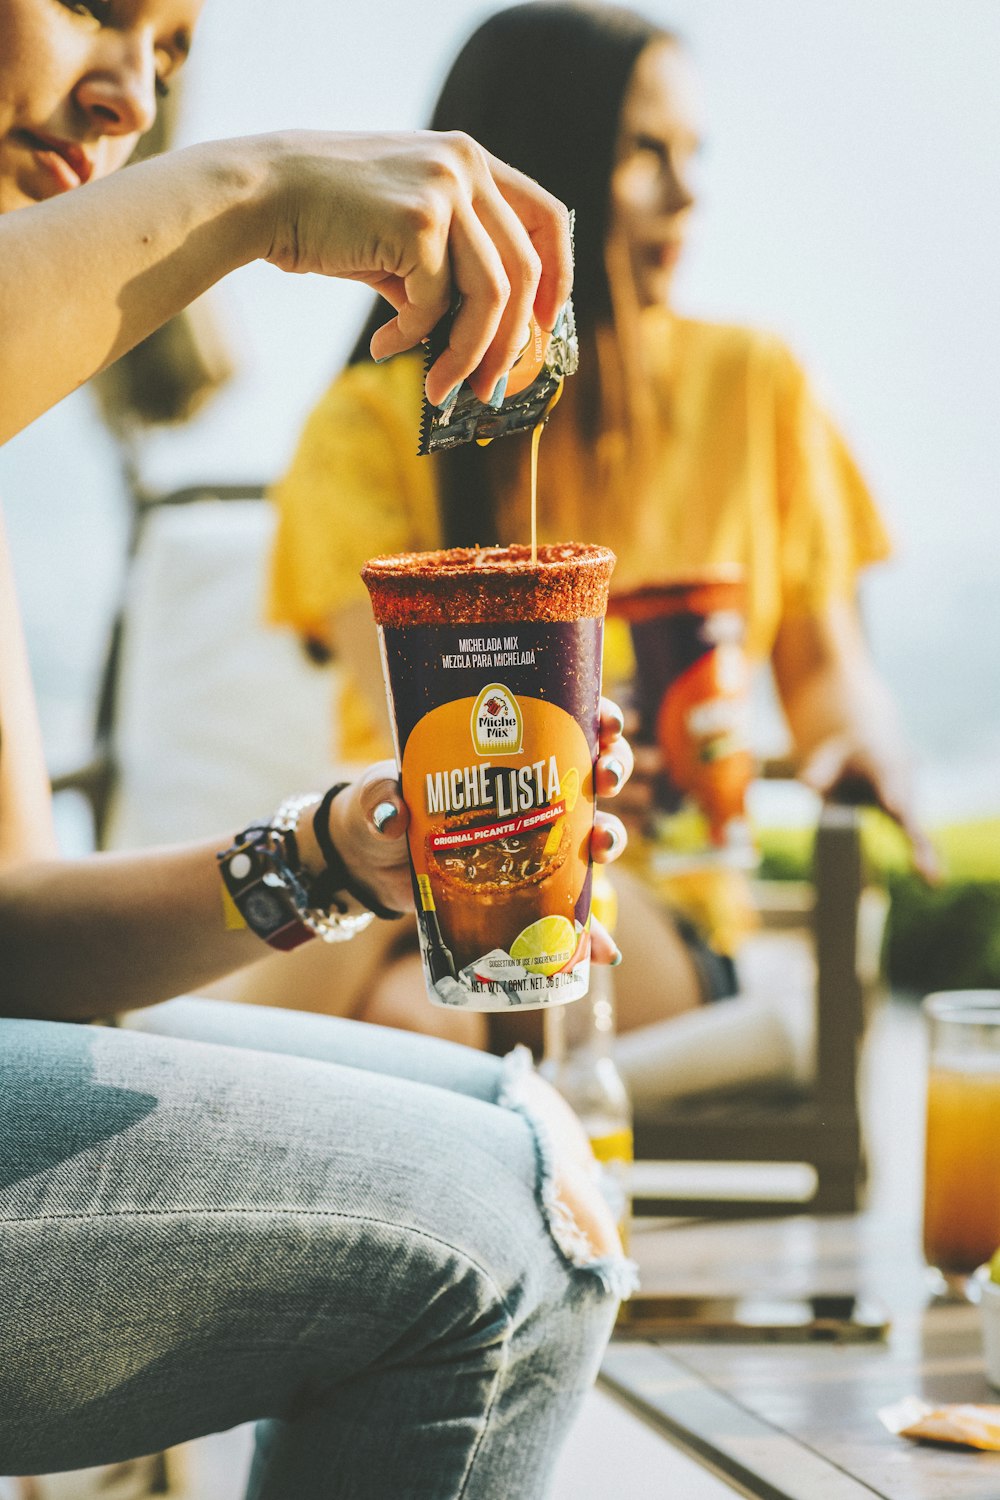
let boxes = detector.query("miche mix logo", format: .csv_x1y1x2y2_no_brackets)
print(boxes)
471,682,523,755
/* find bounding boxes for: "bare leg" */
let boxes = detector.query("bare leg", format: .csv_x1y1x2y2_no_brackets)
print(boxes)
200,915,404,1017
610,865,705,1029
203,871,702,1055
356,950,488,1049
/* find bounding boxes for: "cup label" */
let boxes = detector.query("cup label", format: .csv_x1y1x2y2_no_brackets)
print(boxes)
378,619,603,1011
629,604,753,862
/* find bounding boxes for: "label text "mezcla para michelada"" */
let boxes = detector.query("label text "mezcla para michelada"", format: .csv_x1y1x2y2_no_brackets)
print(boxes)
441,635,538,670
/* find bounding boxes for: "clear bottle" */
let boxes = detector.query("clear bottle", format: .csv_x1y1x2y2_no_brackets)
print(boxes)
541,869,634,1246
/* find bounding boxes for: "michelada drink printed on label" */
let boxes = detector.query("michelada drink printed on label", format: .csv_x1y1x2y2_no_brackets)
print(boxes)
362,543,615,1013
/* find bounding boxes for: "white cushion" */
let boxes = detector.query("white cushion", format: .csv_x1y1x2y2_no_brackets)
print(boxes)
105,500,338,848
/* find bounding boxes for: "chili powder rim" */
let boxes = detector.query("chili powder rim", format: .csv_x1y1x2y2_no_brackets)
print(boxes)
362,542,616,627
608,568,747,624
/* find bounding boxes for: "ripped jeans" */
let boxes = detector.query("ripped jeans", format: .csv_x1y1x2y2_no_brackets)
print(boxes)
0,1000,631,1497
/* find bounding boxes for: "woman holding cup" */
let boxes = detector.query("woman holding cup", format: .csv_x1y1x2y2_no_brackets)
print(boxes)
0,0,638,1486
269,0,935,1046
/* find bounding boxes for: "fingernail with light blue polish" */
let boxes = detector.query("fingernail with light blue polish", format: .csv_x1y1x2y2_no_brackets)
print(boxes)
373,802,398,833
610,946,623,967
602,822,625,860
488,375,508,409
603,756,626,793
438,384,462,412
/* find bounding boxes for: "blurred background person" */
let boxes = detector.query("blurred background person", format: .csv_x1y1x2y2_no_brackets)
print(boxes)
265,0,935,1050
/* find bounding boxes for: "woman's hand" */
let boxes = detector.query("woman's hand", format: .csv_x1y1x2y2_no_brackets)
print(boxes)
1,129,570,440
326,762,415,917
590,697,632,963
259,130,572,407
326,697,634,957
799,732,940,884
772,602,940,885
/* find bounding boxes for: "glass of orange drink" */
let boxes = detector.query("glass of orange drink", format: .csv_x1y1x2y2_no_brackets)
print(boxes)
923,990,1000,1297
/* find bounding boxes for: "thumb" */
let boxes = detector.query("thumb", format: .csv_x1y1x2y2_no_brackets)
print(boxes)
354,762,409,841
799,736,852,796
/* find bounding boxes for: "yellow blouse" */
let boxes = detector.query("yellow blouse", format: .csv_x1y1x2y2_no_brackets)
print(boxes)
268,313,891,760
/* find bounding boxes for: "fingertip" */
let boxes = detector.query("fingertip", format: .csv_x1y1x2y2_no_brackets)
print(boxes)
359,764,408,833
372,802,398,834
914,837,944,887
536,254,573,331
593,817,626,863
600,756,626,794
369,316,403,364
533,282,566,338
371,802,409,840
601,700,625,739
425,355,471,411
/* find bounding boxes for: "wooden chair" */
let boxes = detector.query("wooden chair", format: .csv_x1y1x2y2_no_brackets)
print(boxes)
632,792,882,1216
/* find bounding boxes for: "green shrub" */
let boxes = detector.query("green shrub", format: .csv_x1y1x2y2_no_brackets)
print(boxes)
883,876,1000,994
757,815,1000,996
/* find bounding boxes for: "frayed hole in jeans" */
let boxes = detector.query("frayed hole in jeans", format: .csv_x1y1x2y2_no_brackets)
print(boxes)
496,1046,639,1302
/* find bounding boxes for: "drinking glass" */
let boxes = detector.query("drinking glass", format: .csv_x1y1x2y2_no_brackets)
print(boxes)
923,990,1000,1297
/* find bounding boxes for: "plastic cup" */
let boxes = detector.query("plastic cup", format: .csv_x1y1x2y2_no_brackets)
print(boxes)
923,990,1000,1297
362,542,615,1012
608,571,754,866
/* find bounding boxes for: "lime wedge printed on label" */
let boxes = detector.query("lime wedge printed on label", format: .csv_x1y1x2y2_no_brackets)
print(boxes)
510,915,577,976
542,766,580,860
559,766,580,813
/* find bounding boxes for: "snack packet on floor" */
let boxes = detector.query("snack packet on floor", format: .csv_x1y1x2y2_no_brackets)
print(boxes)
879,1396,1000,1450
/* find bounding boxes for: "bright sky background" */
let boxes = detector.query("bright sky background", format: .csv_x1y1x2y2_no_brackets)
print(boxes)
3,0,999,813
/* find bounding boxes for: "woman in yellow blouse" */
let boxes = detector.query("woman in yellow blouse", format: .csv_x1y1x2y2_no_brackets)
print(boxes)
269,1,935,1039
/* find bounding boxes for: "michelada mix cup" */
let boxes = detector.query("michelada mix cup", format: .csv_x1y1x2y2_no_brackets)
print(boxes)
609,570,754,867
609,571,756,959
362,543,616,1012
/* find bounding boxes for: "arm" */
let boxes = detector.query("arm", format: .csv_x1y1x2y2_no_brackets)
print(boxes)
2,713,633,1021
772,598,938,880
1,840,266,1021
0,130,572,443
0,766,410,1021
0,139,258,444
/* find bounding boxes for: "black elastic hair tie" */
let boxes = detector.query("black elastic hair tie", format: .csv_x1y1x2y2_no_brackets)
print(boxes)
312,784,403,921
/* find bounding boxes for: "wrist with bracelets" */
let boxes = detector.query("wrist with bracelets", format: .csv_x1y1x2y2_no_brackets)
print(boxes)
217,784,403,950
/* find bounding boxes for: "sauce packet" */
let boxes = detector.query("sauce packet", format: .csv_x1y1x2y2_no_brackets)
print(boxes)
878,1397,1000,1450
418,299,578,455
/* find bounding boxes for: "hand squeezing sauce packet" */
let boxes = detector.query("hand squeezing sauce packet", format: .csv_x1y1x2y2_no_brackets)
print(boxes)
418,299,579,455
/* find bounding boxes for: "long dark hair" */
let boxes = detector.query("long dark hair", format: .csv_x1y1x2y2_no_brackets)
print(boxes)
349,2,674,546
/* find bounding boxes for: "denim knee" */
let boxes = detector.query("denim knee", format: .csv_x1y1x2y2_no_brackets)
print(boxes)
494,1046,638,1303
